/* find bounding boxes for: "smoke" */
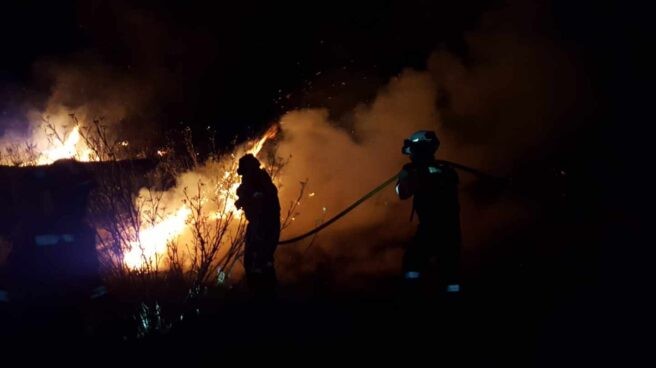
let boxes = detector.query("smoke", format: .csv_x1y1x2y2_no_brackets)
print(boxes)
428,1,593,171
0,57,163,165
274,71,436,281
273,1,594,285
0,1,213,152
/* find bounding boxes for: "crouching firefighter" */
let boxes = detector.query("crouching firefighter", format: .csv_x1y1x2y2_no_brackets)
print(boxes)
396,131,462,296
235,154,281,298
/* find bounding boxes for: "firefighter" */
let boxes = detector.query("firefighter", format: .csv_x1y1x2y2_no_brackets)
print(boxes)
396,131,462,295
235,154,281,297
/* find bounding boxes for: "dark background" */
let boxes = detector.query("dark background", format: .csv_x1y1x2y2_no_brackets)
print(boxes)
1,0,491,139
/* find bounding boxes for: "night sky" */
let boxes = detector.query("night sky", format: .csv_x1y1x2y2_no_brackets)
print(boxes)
0,1,645,152
0,1,482,133
0,1,639,124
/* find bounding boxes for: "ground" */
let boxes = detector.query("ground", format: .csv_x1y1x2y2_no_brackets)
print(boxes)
0,270,633,367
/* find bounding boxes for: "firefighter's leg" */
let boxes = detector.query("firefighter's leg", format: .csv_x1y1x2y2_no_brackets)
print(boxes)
244,248,258,292
258,262,277,299
244,246,273,297
250,249,277,299
403,227,433,277
402,231,431,302
436,237,462,296
243,223,258,287
402,243,422,282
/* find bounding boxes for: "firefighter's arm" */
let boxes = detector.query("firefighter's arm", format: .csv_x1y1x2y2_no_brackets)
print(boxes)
235,185,245,209
237,173,273,213
396,164,415,200
235,189,265,213
249,191,266,214
235,183,253,210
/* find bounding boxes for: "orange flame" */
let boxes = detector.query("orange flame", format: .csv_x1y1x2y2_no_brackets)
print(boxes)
211,124,279,220
124,206,192,269
125,125,279,269
36,126,95,165
247,124,279,156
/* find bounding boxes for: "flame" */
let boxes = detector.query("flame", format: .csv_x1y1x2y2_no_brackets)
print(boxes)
210,125,279,220
247,125,279,156
0,112,282,271
35,126,95,165
216,180,243,218
124,206,192,269
125,125,279,269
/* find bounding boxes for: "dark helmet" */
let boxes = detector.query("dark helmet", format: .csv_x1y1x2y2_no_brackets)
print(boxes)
402,130,440,157
237,154,261,175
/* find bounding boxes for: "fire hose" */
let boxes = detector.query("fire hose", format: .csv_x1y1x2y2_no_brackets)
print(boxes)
277,172,400,245
216,160,500,284
277,159,501,245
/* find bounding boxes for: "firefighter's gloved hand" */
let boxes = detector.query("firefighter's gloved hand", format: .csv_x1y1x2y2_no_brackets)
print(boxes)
401,163,417,176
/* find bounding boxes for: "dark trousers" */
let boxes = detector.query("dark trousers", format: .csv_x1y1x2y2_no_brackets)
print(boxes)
244,221,279,297
402,222,461,290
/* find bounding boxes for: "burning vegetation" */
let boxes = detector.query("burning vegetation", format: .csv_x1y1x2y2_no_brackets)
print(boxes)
0,114,291,337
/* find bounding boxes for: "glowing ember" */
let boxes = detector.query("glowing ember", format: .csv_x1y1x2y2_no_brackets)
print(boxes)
124,206,192,269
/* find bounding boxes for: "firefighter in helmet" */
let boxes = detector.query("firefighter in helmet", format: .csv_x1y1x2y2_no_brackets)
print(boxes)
235,154,281,297
396,131,462,295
